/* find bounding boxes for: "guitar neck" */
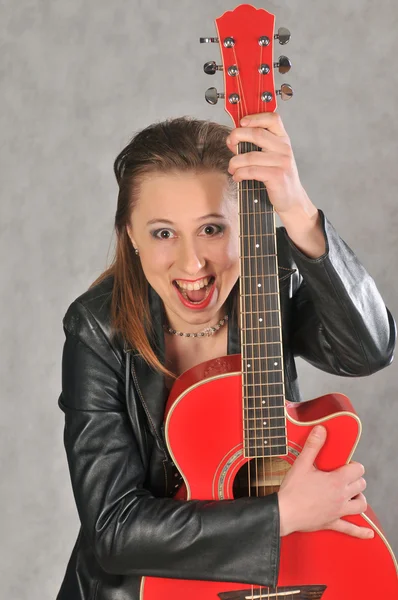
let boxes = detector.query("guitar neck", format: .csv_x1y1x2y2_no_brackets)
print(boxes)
238,142,287,458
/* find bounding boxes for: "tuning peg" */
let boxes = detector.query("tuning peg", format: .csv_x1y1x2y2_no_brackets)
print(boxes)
205,87,225,105
274,27,291,45
200,37,219,43
276,83,293,101
275,55,291,74
203,61,224,75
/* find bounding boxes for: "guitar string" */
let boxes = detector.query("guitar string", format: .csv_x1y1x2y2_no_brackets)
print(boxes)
231,45,255,598
232,86,257,593
260,36,272,600
234,37,284,599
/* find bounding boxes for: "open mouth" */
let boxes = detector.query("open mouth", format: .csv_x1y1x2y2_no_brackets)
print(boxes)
173,276,216,305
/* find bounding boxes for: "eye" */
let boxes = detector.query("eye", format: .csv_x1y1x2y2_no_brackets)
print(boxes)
200,224,224,236
151,228,176,240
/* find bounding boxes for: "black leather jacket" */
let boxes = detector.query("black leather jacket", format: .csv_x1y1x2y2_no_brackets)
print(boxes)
57,212,395,599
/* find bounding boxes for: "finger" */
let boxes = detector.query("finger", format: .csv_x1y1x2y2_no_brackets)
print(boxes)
240,112,288,137
328,518,374,539
337,461,365,484
295,426,327,470
228,151,287,174
347,476,367,498
231,165,283,184
226,127,290,154
344,492,368,515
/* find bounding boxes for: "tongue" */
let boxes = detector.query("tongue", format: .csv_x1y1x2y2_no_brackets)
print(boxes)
186,287,207,303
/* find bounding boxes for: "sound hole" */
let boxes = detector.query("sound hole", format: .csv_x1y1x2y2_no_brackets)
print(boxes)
233,458,290,498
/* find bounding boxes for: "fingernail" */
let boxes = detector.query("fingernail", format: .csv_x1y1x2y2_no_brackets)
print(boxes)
226,136,231,145
367,530,374,538
312,425,324,437
240,117,249,125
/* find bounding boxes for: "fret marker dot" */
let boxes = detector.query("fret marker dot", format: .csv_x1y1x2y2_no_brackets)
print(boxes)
247,364,251,368
259,318,263,322
263,421,267,426
254,198,258,203
256,243,259,248
274,361,278,366
262,400,266,404
258,283,261,288
264,440,268,445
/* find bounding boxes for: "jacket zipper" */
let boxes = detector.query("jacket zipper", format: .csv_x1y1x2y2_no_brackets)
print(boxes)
130,358,169,461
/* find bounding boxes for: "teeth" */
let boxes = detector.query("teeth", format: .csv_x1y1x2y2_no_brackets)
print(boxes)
175,276,211,290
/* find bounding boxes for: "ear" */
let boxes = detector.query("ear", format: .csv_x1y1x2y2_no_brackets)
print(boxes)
126,224,137,248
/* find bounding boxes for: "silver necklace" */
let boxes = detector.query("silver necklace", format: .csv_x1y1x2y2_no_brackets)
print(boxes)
163,315,228,338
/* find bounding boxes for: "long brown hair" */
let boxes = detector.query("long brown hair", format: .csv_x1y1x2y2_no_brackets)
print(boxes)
90,117,237,379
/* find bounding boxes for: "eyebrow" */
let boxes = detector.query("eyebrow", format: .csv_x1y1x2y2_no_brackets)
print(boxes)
146,213,227,226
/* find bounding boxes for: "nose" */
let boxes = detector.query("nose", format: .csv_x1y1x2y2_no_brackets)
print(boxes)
175,238,206,276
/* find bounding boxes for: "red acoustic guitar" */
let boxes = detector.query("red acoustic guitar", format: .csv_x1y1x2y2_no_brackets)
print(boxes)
142,5,398,598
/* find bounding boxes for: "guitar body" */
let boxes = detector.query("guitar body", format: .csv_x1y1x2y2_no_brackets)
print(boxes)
141,355,398,599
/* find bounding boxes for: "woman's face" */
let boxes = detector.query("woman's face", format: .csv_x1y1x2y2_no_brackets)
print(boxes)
127,170,239,332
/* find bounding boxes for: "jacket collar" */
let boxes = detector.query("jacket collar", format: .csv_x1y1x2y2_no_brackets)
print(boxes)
131,282,240,433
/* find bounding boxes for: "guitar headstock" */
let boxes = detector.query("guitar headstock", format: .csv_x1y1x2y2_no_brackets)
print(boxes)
200,4,293,127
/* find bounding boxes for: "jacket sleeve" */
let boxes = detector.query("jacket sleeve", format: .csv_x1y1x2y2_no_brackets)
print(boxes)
59,300,280,586
284,210,396,376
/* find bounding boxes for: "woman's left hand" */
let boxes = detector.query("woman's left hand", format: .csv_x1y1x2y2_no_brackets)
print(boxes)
226,112,326,258
226,112,311,215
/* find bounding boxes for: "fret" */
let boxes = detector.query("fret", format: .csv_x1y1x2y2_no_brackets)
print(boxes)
240,294,280,313
241,290,279,303
244,424,286,432
243,346,282,352
242,390,285,398
243,373,283,384
241,236,277,256
242,330,282,345
244,369,283,374
243,311,280,329
239,288,279,294
246,448,288,458
243,366,283,381
243,377,284,390
245,438,287,449
244,411,286,420
243,348,282,361
239,218,275,223
241,258,278,263
245,428,287,435
240,255,279,261
245,399,285,411
244,442,288,458
244,438,287,446
244,396,285,405
244,406,285,413
241,339,281,345
244,407,285,416
244,418,286,429
241,257,280,274
244,390,285,398
241,309,280,313
242,349,283,362
245,436,287,444
240,203,273,214
241,324,281,330
244,401,285,410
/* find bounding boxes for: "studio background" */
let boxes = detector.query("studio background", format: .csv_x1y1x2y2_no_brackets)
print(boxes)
1,1,397,598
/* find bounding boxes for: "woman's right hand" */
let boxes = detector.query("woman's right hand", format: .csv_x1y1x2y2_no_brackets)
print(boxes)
277,425,374,539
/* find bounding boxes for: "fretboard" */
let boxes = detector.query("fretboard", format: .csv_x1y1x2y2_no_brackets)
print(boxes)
239,142,287,458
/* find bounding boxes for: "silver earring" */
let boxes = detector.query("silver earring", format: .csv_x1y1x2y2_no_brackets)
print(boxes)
134,248,139,255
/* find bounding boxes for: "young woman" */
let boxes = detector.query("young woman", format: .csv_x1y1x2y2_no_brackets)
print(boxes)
57,113,395,600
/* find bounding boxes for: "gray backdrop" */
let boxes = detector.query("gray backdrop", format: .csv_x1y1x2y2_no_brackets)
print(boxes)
1,1,397,598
